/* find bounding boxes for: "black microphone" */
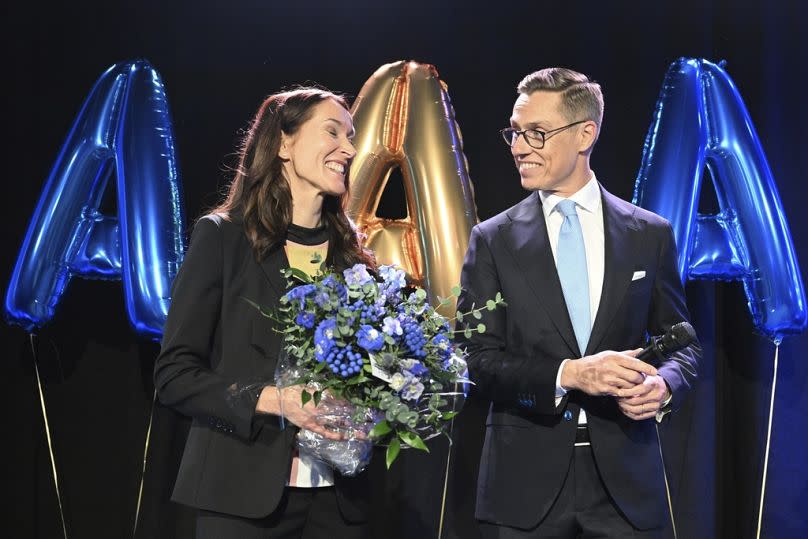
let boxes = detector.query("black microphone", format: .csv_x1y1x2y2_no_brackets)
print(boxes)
637,322,696,366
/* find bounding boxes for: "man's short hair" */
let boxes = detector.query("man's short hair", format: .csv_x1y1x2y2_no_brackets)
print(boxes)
517,68,604,129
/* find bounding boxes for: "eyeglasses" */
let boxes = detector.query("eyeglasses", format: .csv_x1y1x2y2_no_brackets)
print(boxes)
500,120,588,149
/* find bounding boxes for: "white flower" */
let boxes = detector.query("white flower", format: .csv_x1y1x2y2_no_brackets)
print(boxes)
389,372,408,392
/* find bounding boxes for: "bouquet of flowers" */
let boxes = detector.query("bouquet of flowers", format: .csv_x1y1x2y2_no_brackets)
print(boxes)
254,260,504,476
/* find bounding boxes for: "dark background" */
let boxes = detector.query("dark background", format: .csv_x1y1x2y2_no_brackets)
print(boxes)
3,1,807,537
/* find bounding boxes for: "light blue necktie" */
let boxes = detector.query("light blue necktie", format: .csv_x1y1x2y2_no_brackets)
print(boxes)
555,199,590,356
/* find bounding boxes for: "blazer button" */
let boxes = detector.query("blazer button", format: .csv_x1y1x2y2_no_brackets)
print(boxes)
563,410,573,421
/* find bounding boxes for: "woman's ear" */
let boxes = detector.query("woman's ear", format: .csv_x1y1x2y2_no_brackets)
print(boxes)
278,132,292,160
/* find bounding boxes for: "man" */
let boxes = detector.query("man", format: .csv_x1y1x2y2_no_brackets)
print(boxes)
457,68,700,538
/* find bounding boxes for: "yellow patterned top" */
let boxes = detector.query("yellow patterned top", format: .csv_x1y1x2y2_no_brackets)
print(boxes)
285,241,328,278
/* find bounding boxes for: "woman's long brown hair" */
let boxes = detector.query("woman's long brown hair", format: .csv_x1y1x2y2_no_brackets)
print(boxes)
210,88,375,271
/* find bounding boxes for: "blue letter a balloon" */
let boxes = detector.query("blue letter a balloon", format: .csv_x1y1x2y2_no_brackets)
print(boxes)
4,60,184,340
633,58,806,342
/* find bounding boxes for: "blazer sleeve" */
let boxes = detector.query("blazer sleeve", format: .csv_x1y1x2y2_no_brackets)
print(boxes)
154,217,262,441
457,224,565,415
648,220,701,411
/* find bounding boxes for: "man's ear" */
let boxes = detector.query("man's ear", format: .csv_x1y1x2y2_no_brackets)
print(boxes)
578,121,598,153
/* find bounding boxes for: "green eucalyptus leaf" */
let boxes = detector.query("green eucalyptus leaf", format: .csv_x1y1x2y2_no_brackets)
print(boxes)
472,310,482,319
451,285,462,297
477,323,486,333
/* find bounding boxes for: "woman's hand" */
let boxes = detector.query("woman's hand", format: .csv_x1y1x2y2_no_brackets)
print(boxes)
256,385,363,441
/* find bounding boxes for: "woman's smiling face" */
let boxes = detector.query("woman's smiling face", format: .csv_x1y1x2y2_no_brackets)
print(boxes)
280,97,357,197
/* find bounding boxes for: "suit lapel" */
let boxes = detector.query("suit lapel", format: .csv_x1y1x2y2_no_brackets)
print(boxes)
229,213,290,299
259,245,290,298
585,187,640,355
499,193,580,357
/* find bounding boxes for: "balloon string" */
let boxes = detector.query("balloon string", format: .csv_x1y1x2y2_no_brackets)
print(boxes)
756,342,779,539
133,389,156,538
31,333,68,539
656,424,677,539
437,382,458,539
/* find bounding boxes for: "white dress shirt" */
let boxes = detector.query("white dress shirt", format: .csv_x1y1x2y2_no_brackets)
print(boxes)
541,174,605,424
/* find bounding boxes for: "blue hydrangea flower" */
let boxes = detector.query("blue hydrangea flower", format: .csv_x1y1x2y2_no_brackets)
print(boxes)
401,359,429,377
312,289,332,308
295,312,316,329
379,265,407,297
343,264,373,287
402,361,428,378
321,274,347,300
356,325,384,352
364,302,385,323
379,265,406,286
442,352,468,375
382,316,403,337
314,318,337,362
400,379,425,401
284,284,317,309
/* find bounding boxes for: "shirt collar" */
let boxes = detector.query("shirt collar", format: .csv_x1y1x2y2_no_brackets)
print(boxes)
538,173,601,217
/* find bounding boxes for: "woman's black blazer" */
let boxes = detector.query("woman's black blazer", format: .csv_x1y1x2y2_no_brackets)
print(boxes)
154,214,371,520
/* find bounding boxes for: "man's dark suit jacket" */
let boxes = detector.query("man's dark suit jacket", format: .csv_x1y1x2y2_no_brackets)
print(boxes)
154,215,370,521
457,185,700,531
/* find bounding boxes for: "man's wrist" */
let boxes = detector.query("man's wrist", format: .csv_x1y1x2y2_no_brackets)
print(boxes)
659,378,672,406
656,381,673,422
559,359,576,391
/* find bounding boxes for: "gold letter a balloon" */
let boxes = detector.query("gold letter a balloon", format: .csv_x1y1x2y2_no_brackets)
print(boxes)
348,61,477,315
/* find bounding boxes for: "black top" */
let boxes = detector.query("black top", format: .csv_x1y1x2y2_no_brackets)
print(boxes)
286,223,329,246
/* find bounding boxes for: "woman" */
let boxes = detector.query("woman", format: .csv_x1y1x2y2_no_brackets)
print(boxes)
154,88,377,538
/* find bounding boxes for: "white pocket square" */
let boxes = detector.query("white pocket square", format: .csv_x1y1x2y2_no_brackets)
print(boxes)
631,270,646,281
